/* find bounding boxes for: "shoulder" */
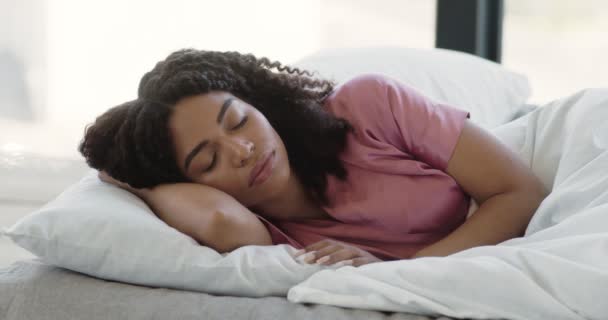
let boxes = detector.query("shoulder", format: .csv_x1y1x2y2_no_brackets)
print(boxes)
330,73,395,99
324,73,390,121
323,73,407,138
325,72,420,113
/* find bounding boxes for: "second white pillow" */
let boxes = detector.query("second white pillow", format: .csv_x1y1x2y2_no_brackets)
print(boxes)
293,46,533,129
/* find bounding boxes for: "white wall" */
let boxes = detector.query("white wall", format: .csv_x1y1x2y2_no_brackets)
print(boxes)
0,0,434,159
43,0,322,158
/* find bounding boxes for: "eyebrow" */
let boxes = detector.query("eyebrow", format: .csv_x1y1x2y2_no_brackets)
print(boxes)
183,97,234,173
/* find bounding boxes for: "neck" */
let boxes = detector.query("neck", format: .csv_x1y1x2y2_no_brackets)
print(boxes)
251,172,329,221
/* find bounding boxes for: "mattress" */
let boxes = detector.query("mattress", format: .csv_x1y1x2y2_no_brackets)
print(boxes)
0,259,455,320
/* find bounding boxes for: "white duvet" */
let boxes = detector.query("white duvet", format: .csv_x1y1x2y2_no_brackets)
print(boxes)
287,88,608,320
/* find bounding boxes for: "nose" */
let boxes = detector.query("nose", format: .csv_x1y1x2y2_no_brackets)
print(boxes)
217,136,255,167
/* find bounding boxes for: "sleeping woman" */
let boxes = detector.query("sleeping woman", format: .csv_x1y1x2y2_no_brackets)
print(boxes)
78,48,549,267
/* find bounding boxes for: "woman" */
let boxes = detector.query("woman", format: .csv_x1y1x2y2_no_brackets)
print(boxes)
79,49,549,267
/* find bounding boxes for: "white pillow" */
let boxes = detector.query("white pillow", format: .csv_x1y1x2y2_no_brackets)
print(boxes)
293,46,533,129
1,170,343,297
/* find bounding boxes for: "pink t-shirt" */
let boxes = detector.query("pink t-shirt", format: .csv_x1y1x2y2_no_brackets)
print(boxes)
255,73,471,260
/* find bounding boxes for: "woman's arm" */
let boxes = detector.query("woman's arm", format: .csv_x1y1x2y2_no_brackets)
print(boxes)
412,120,550,259
411,189,546,258
99,172,272,253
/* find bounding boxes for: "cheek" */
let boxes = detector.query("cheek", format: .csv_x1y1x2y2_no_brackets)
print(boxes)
253,112,277,135
272,150,291,187
200,173,244,197
190,174,209,187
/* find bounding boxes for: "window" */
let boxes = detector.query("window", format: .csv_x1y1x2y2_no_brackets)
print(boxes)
502,0,608,105
320,0,436,49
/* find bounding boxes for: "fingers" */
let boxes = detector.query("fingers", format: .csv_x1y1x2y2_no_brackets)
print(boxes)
293,245,341,264
292,239,333,257
290,238,383,268
292,243,357,266
330,259,355,267
315,247,358,265
293,249,356,266
291,239,374,267
293,251,318,264
349,257,370,267
310,244,342,262
292,240,334,263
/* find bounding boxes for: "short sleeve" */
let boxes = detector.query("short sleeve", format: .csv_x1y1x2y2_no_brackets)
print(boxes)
340,73,470,171
253,214,303,248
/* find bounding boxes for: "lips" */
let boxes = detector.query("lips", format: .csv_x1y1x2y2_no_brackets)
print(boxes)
249,150,273,187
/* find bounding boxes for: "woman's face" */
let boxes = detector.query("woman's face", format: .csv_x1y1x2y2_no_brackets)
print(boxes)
168,91,291,208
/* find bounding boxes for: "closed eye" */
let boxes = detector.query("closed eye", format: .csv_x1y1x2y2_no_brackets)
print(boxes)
232,115,248,130
202,116,248,173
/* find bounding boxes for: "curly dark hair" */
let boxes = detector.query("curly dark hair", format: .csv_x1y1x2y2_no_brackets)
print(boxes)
78,48,354,207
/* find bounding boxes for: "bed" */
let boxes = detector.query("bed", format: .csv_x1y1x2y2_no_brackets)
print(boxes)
6,46,595,320
1,258,457,320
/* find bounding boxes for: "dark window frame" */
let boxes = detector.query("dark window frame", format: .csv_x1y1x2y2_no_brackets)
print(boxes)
435,0,504,63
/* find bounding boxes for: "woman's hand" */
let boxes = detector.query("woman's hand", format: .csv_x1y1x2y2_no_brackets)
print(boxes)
291,239,383,267
98,171,151,198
